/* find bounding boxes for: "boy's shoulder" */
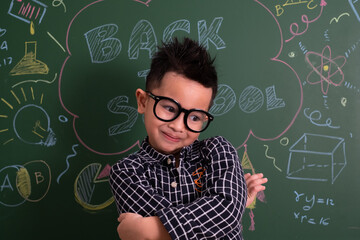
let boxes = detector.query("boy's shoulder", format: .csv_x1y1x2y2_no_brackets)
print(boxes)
196,136,240,170
199,135,236,152
200,135,232,145
190,136,239,163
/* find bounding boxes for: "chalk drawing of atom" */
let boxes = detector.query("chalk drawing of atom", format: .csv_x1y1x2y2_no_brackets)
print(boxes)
305,45,346,95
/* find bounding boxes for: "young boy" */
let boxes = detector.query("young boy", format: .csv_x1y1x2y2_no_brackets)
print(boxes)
109,37,267,240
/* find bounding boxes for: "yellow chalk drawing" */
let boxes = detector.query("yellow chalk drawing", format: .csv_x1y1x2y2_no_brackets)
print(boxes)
30,87,35,100
52,0,67,13
32,129,44,138
47,32,66,52
280,137,289,146
283,0,309,7
288,51,296,58
3,138,14,145
241,146,257,210
15,160,52,202
30,21,35,35
16,167,31,199
32,120,46,138
2,87,42,110
21,87,27,101
247,196,257,210
21,160,51,202
0,87,45,147
74,163,114,210
241,149,255,174
341,97,347,107
10,90,21,104
264,145,282,172
9,41,49,76
330,12,350,24
1,98,13,110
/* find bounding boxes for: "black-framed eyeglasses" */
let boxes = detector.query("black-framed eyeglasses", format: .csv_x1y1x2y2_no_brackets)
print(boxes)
146,91,214,133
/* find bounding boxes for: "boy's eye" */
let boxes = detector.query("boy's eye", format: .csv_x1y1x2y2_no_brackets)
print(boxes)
163,105,176,113
189,112,205,122
189,115,200,122
159,100,178,114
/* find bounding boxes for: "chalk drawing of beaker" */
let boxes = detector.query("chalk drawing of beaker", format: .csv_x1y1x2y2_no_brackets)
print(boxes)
10,41,49,76
13,104,56,147
7,0,47,25
286,133,346,184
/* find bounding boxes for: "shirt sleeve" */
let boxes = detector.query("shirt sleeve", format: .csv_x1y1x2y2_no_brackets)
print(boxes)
156,136,247,239
109,156,173,217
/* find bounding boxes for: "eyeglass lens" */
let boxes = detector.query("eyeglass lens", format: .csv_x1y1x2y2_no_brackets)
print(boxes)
155,98,209,132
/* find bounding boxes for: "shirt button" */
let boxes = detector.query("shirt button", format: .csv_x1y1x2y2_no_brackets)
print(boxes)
171,181,178,188
167,158,172,165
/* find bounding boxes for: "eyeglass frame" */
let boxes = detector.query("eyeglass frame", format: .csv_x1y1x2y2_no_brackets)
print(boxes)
146,91,214,133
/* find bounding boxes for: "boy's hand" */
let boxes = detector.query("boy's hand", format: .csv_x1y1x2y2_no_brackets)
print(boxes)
117,213,171,240
117,213,144,240
244,173,268,207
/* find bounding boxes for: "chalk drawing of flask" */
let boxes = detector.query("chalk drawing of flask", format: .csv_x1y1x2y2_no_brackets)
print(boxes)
10,41,49,76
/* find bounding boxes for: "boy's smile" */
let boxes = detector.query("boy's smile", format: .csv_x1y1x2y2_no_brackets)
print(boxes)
136,71,213,156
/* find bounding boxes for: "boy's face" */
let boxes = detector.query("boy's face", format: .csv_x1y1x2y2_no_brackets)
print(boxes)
136,71,213,156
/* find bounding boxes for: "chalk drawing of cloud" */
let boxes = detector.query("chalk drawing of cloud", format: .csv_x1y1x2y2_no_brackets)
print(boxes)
58,0,303,154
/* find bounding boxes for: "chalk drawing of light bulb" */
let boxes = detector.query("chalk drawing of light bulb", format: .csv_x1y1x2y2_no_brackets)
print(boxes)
13,104,56,147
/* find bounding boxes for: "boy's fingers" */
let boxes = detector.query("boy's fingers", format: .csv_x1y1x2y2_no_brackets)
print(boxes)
248,184,265,192
118,213,128,222
248,178,268,187
246,174,267,184
257,177,268,184
248,185,266,196
246,173,264,180
247,177,268,191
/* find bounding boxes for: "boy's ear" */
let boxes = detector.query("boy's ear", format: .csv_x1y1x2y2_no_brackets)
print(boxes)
135,89,148,114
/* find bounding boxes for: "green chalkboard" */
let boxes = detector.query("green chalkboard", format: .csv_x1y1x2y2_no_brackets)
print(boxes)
1,0,360,239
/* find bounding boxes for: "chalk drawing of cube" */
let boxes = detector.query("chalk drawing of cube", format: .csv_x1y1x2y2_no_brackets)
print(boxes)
286,133,346,184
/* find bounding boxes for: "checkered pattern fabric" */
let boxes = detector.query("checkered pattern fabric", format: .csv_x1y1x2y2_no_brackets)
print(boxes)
109,136,247,239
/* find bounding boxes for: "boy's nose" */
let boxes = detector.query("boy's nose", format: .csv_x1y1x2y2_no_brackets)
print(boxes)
168,112,186,132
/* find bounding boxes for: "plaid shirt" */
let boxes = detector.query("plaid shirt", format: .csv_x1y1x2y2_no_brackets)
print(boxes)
109,136,247,239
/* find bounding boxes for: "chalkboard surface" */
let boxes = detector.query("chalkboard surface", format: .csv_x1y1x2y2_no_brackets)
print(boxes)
1,0,360,239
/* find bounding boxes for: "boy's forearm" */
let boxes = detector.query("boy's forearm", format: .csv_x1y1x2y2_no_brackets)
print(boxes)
142,216,172,240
